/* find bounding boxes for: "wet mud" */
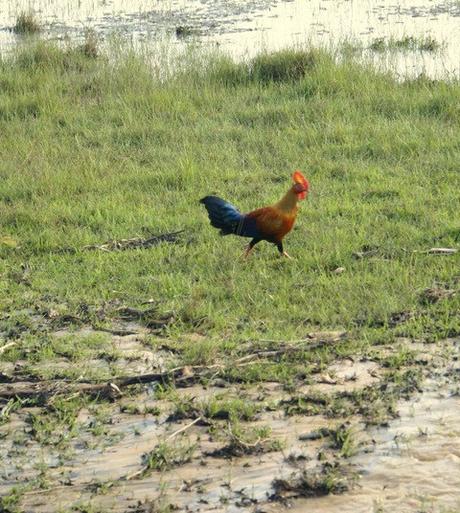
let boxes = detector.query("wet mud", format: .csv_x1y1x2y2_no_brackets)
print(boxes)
1,321,459,512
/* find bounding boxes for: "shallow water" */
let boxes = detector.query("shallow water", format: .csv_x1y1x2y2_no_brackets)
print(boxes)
288,382,460,513
1,0,460,78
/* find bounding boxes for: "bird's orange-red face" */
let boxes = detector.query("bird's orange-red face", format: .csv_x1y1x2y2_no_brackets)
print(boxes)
292,170,309,200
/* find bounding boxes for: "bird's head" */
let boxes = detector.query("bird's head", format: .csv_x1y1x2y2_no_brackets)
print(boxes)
292,170,309,200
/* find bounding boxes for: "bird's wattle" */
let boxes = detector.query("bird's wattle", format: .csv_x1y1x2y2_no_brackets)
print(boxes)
297,190,307,200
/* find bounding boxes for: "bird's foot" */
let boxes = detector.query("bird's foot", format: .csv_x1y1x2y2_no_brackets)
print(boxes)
281,251,293,259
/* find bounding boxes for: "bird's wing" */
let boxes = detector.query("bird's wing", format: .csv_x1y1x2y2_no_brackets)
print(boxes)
246,207,295,241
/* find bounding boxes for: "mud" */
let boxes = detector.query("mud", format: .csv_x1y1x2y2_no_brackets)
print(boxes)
1,334,459,512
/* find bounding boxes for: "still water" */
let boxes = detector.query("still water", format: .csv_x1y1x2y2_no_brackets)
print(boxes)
1,1,459,78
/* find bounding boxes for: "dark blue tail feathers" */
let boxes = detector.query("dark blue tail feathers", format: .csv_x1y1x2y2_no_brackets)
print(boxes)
200,196,243,235
200,195,262,239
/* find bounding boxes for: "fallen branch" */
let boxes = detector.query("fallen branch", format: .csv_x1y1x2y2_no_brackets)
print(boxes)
416,247,458,255
84,230,185,252
0,365,221,400
238,332,347,362
0,341,16,355
0,333,347,401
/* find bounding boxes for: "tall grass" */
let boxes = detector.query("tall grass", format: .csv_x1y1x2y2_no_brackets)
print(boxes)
0,42,459,343
13,11,41,35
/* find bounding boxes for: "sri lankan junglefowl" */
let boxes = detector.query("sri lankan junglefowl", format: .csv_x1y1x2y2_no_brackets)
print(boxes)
200,170,309,258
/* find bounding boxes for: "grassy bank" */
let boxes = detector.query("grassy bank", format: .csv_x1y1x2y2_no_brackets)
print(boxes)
1,42,459,345
0,41,459,513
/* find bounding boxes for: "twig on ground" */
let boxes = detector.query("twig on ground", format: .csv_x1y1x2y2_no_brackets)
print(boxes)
84,230,185,252
166,416,202,441
0,365,222,400
0,341,16,355
416,247,458,255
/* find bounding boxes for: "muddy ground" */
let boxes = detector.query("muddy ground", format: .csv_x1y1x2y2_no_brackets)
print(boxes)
1,310,459,513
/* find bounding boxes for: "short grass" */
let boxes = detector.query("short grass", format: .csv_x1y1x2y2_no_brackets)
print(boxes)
0,41,459,354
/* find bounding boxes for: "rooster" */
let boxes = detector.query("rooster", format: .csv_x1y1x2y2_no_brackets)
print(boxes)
200,171,309,258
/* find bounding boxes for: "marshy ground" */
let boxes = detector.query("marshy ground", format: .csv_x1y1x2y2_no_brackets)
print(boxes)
1,0,460,78
0,41,459,512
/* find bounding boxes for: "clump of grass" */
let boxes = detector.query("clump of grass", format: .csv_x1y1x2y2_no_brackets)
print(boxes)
13,41,97,72
25,396,84,446
181,338,219,365
166,393,200,422
78,29,99,59
369,37,386,52
208,48,319,86
204,397,260,421
168,395,260,422
0,485,29,513
0,397,31,425
208,422,282,457
283,393,329,416
13,11,41,35
250,48,317,83
271,462,353,499
329,424,357,458
142,440,196,472
370,36,441,53
175,26,197,38
418,36,441,52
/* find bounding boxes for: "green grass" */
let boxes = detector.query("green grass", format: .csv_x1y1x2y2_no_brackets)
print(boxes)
0,41,459,354
370,36,442,53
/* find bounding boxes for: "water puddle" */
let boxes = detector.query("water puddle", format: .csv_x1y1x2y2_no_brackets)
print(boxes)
285,381,460,513
281,341,460,513
1,0,460,78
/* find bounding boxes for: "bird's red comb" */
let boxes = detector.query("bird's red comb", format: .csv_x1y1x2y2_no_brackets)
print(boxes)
292,170,309,199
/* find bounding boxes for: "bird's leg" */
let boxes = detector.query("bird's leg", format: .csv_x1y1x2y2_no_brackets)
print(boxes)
242,238,261,259
277,241,292,259
243,244,253,258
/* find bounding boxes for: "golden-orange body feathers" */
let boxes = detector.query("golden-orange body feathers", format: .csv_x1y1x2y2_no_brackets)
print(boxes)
246,189,299,243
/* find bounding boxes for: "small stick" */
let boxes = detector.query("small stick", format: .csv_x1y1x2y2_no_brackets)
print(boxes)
0,342,16,355
165,416,202,441
415,248,458,255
